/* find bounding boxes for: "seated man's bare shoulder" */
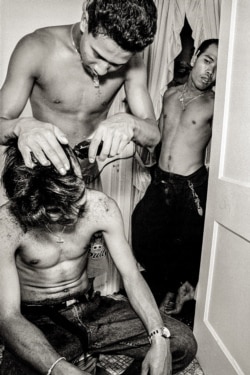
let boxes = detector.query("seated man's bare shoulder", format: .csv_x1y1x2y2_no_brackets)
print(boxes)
85,189,119,222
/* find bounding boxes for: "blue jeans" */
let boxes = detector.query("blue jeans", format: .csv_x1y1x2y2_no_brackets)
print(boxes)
1,292,197,374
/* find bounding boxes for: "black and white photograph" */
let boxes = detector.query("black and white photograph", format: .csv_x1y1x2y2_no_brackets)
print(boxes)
0,1,249,374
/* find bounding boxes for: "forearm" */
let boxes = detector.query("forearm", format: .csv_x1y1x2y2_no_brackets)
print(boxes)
0,315,78,374
131,115,160,148
0,116,20,144
123,270,164,334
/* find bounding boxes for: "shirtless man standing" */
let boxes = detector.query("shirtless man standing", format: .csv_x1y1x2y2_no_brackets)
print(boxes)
0,141,196,375
132,39,218,314
0,0,160,177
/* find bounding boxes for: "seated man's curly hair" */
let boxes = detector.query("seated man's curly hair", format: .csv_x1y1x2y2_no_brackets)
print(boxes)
87,0,157,52
2,141,86,228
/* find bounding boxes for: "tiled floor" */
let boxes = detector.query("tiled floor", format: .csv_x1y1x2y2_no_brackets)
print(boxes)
0,345,204,374
96,356,204,375
176,358,204,375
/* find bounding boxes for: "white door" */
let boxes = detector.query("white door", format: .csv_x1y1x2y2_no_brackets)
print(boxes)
194,1,250,374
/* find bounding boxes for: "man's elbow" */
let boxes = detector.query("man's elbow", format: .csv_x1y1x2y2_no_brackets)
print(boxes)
147,118,161,145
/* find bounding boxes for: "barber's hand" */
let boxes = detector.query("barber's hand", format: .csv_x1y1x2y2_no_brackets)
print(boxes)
141,338,172,375
88,113,134,162
14,117,70,174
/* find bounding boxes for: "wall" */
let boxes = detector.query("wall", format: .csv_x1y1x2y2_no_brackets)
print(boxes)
1,0,83,104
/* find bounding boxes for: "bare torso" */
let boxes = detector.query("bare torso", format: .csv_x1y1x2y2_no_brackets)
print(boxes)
29,25,128,146
159,85,214,175
3,190,110,302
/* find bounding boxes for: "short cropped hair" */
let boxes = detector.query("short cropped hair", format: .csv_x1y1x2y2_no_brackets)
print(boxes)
2,141,86,228
87,0,157,52
196,39,219,57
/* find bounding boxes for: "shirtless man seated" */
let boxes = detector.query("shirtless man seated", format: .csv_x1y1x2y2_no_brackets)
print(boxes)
132,39,218,314
0,141,196,375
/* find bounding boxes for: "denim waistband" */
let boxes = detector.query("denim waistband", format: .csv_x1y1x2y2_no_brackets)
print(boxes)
152,165,207,185
21,287,93,311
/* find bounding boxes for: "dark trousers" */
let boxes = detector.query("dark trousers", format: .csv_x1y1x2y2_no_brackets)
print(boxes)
132,165,208,304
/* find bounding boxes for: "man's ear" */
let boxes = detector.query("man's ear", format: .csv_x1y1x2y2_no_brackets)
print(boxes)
80,16,88,33
190,54,197,67
80,0,90,32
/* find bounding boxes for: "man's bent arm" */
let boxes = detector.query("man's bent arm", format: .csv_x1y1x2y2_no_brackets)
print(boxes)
102,198,172,374
125,54,160,148
0,34,70,174
88,55,160,161
0,116,19,144
0,314,86,375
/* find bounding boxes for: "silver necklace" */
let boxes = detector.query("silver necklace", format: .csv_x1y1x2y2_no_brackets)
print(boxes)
179,83,206,111
45,224,66,244
70,23,100,89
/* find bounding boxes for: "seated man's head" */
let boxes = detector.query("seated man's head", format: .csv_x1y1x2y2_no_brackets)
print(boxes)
77,0,157,77
2,141,86,228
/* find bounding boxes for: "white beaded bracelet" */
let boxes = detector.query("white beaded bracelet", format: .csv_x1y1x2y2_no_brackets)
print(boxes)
47,357,66,375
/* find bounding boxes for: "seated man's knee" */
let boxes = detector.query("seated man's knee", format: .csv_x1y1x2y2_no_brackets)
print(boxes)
161,314,197,370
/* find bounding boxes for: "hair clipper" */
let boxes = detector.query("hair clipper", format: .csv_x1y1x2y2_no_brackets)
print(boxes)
73,139,103,159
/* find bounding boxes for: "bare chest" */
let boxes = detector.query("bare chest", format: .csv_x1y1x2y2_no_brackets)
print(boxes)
162,99,212,140
17,227,92,269
32,58,125,118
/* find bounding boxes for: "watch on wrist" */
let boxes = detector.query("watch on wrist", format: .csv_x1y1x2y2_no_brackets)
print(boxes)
148,326,171,343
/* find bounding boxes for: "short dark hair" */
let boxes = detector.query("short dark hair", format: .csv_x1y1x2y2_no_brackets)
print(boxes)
2,141,86,228
196,39,219,57
87,0,157,53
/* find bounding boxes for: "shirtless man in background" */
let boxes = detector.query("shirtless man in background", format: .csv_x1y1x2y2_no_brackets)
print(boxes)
0,141,196,375
0,0,160,177
132,39,218,315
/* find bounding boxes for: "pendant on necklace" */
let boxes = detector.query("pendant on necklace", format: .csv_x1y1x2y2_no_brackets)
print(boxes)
179,84,206,111
45,224,65,244
56,237,64,244
179,96,186,111
93,74,100,88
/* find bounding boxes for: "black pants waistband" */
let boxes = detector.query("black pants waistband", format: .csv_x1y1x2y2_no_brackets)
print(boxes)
152,165,208,185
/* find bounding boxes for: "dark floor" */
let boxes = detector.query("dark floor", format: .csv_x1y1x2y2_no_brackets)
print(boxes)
172,300,196,330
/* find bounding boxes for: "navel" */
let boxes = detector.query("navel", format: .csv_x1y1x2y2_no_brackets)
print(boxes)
30,259,39,265
53,99,62,104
